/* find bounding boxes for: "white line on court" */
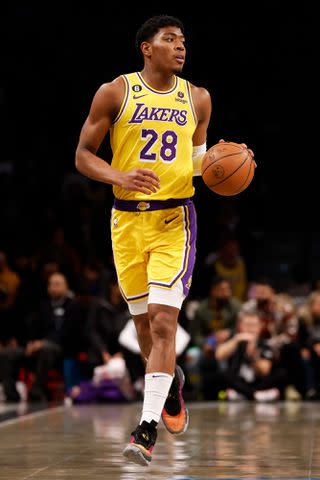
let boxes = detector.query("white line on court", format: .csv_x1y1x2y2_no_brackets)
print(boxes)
0,405,65,428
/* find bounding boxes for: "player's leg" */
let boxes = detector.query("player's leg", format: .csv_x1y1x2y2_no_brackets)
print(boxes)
111,208,159,464
122,201,197,465
124,303,178,466
148,285,189,437
132,312,152,360
147,202,196,436
147,303,178,373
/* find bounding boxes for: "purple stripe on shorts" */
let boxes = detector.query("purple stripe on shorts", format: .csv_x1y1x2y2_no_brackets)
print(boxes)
113,197,192,212
180,203,197,296
119,282,149,302
148,202,197,297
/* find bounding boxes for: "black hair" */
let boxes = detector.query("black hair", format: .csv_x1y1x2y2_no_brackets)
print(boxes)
210,275,229,289
135,15,184,54
254,277,275,290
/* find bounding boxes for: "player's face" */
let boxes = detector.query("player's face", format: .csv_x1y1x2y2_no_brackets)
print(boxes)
149,27,186,73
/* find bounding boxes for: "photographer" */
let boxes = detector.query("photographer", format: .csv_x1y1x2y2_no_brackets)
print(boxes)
215,311,285,401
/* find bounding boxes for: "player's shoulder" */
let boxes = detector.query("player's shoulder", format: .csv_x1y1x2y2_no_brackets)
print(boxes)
97,75,126,95
98,72,136,90
188,82,211,101
92,76,127,111
187,82,211,119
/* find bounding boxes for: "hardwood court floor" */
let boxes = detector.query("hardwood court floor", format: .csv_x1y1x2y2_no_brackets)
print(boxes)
0,401,320,479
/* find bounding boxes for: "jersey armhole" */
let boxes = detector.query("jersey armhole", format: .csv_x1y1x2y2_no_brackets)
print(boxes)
112,75,129,124
185,80,198,126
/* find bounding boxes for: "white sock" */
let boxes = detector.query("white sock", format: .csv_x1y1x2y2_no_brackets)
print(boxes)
140,372,173,424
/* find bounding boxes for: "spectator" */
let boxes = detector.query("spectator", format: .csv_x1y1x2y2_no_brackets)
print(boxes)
214,311,285,401
190,276,242,351
0,251,21,313
69,276,137,403
85,275,130,371
0,251,21,355
204,238,247,301
269,295,308,400
187,277,241,399
294,291,320,399
1,272,82,402
242,279,279,338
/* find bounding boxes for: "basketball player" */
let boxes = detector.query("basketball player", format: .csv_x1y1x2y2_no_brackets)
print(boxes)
75,15,254,466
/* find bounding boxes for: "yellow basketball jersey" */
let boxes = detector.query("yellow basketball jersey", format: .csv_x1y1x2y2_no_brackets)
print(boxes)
110,72,197,200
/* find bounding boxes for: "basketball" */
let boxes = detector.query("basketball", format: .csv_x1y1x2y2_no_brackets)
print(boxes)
201,141,255,196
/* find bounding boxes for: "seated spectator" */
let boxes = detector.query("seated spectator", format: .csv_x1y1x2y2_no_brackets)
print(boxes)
190,276,242,350
266,295,309,400
242,279,279,338
295,291,320,399
0,251,23,401
0,251,21,310
85,274,130,372
187,276,242,399
204,237,247,301
1,272,82,402
213,311,285,401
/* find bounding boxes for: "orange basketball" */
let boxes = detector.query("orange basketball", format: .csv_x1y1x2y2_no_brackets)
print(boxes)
201,141,255,196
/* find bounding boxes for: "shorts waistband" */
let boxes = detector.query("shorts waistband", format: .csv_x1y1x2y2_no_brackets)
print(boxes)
113,198,192,212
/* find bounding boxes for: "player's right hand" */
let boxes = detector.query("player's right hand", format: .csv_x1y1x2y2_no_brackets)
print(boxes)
118,168,160,195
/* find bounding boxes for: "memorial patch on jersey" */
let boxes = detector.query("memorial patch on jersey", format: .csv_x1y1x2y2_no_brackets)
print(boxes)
128,103,188,126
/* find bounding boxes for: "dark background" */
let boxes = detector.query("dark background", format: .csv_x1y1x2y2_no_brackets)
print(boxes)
0,3,317,292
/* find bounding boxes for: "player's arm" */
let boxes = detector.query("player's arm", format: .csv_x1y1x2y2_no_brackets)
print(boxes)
75,78,160,195
190,86,212,176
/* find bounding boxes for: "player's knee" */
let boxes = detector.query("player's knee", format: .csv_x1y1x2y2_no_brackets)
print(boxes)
150,311,177,343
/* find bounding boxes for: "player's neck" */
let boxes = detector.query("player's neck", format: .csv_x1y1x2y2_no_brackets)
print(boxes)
139,66,175,91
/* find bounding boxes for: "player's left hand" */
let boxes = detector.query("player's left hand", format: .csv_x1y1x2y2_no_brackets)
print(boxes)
219,139,257,167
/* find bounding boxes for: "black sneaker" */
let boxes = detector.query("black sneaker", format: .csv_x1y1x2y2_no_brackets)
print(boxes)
28,385,47,403
123,420,157,466
3,381,20,403
161,365,189,435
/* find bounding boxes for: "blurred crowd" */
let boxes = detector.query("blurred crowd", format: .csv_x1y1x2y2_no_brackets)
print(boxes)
2,228,320,406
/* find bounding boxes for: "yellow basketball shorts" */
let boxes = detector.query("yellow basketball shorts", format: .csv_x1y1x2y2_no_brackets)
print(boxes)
110,198,197,315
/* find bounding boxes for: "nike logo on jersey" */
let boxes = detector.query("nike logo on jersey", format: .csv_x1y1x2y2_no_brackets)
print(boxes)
164,216,179,224
133,94,148,99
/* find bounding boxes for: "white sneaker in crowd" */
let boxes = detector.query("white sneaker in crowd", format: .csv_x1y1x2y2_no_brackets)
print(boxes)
227,388,246,401
254,388,280,402
285,385,302,401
